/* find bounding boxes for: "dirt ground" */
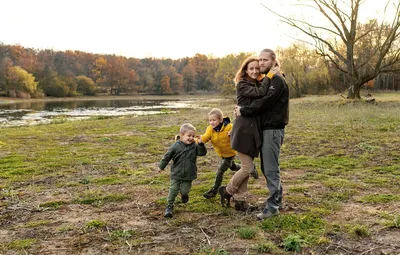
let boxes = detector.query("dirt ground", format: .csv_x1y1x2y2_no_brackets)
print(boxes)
1,174,399,255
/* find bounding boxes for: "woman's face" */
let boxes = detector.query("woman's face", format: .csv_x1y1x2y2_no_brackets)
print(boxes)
246,61,260,80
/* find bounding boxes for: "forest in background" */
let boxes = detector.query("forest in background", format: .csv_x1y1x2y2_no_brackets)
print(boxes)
0,43,399,99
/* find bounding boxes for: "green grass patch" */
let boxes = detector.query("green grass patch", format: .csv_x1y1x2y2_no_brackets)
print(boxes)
236,226,257,239
24,220,51,228
135,174,169,185
251,241,278,253
260,213,325,232
323,190,353,202
91,176,127,185
4,238,37,250
288,185,309,193
285,155,360,171
307,207,333,217
389,215,400,228
282,234,308,252
323,178,357,189
39,200,68,210
370,165,400,175
284,195,313,204
362,176,390,186
110,229,135,239
358,194,400,204
356,142,380,152
86,220,106,229
260,213,326,246
347,224,371,238
74,193,128,205
196,245,229,255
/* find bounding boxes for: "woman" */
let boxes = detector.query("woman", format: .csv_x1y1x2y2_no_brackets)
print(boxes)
219,57,273,211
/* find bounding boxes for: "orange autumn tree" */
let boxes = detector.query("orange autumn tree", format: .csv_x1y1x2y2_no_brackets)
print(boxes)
160,75,172,94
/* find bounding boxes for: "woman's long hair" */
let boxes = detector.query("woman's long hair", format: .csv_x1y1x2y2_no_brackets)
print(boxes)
234,57,259,84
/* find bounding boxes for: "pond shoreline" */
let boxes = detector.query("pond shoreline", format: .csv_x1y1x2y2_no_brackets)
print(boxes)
0,95,227,127
0,93,219,105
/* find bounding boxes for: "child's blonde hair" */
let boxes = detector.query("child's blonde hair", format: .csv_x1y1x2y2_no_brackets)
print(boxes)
180,123,196,134
208,108,223,120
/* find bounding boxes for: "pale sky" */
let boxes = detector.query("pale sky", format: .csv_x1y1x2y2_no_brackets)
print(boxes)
1,0,394,59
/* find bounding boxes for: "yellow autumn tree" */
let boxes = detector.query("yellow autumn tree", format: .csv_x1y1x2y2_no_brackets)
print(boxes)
5,66,39,98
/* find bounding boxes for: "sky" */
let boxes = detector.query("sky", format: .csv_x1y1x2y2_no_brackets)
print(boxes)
1,0,395,59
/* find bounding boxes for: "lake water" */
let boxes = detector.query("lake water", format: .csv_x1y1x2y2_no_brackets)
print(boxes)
0,97,223,127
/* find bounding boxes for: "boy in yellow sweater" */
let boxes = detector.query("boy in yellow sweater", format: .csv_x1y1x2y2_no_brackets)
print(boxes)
199,108,258,199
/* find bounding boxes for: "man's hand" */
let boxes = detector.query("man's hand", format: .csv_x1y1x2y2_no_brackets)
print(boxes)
234,106,242,117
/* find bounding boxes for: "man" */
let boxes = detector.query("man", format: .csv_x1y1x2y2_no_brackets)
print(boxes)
234,48,289,219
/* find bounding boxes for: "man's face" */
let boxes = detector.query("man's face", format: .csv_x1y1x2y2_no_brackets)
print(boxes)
259,51,275,74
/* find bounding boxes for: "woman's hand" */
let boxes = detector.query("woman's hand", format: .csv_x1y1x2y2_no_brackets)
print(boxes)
234,106,242,117
270,65,281,74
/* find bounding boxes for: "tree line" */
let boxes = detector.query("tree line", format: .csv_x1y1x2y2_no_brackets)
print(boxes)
0,43,398,99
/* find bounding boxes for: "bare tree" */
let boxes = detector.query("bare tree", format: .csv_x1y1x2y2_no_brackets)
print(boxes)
263,0,400,99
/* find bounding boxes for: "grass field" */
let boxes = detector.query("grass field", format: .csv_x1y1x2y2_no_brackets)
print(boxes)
0,93,399,254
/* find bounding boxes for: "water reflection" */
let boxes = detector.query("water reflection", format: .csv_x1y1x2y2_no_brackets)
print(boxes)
0,99,173,111
0,98,217,127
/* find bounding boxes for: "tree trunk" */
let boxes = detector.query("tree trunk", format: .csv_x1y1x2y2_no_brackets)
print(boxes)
347,83,361,99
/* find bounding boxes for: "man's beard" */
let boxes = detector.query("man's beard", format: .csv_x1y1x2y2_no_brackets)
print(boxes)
260,66,270,74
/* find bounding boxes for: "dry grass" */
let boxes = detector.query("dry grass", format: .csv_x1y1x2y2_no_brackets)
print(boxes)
0,93,399,254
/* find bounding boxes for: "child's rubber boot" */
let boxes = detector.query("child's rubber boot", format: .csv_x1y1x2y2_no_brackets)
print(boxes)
164,205,174,218
251,167,259,179
181,194,189,203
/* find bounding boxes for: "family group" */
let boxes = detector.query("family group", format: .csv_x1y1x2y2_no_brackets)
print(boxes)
158,48,289,220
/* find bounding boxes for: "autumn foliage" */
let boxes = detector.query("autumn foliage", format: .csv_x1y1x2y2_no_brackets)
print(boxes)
0,43,398,99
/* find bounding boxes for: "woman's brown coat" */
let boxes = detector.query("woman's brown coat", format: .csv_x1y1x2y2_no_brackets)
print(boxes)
230,77,269,157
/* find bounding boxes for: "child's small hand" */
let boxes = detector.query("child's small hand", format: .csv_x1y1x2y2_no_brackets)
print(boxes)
154,163,162,173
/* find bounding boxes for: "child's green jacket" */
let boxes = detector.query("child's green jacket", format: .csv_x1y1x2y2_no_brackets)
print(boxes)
159,141,207,181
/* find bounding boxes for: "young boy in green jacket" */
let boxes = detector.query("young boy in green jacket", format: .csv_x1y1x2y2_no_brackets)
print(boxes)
199,108,258,199
159,123,207,218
